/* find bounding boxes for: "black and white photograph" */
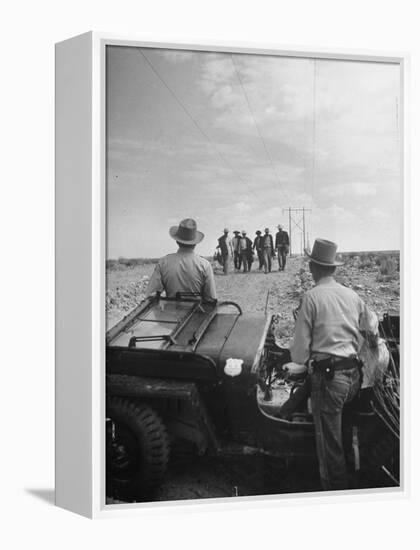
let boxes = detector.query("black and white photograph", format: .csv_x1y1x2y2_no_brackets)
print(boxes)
105,45,401,504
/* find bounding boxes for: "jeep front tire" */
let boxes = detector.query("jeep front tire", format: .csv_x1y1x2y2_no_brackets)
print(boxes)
106,397,169,501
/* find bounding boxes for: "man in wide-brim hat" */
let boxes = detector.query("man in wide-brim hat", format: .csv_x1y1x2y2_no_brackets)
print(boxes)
216,227,231,275
238,230,253,273
304,237,344,267
261,227,275,274
253,230,264,270
275,223,290,271
146,218,216,300
231,230,241,271
289,238,379,491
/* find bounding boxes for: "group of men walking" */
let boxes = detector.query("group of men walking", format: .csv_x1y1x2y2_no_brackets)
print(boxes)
217,225,290,275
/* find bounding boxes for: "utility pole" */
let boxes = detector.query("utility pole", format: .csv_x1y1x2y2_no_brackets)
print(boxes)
282,207,312,256
302,206,306,251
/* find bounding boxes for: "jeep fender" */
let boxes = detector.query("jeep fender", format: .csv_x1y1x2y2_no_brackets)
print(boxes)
106,374,221,454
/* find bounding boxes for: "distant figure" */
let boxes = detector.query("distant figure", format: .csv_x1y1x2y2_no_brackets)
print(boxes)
217,228,231,275
289,238,379,491
146,218,216,301
261,228,275,274
239,230,253,272
231,230,241,271
253,230,264,270
275,224,290,271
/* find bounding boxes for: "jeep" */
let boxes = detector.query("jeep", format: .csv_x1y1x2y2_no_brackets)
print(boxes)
106,293,399,500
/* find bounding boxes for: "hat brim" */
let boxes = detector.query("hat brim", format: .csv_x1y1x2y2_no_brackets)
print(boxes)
304,249,344,267
169,226,204,245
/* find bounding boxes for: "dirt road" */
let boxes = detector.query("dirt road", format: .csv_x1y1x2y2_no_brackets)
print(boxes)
107,252,399,332
213,257,301,313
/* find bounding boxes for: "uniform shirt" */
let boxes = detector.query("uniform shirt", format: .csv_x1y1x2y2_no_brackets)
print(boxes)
146,248,217,300
289,276,378,365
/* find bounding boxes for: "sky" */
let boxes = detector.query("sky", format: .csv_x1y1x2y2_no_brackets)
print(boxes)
106,46,401,258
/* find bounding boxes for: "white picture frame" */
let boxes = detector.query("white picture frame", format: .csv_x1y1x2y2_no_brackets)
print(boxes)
55,32,409,519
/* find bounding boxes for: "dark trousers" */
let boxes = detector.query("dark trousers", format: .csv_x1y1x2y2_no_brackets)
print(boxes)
233,251,241,270
277,246,287,270
256,249,264,269
221,253,229,275
240,251,249,272
310,367,360,490
247,252,253,271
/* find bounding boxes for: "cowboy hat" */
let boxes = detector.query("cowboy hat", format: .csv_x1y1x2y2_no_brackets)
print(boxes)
305,238,344,266
169,218,204,245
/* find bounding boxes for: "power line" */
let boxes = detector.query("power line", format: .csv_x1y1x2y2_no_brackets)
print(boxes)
138,48,259,200
311,59,317,210
231,54,291,205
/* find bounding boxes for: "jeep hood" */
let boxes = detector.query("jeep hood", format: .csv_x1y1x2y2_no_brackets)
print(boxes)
196,312,269,370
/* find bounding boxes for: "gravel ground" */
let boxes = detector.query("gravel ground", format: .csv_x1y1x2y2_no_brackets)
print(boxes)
106,254,399,339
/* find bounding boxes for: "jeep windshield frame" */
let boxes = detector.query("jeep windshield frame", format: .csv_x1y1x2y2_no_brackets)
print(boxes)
106,295,242,351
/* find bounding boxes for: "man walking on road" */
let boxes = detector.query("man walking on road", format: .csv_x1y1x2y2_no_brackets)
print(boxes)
239,230,253,272
275,224,290,271
289,238,378,491
217,228,231,275
146,218,217,301
231,230,241,271
253,230,264,270
261,227,275,274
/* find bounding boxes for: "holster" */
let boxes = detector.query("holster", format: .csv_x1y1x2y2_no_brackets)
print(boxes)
310,357,361,381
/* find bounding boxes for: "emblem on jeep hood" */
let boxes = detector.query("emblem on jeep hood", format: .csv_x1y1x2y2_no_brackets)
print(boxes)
224,358,243,377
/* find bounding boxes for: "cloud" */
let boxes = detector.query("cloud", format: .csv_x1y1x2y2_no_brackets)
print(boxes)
322,182,378,198
200,54,314,132
211,84,237,109
311,204,357,230
160,49,196,63
368,207,389,221
233,201,252,213
197,53,399,178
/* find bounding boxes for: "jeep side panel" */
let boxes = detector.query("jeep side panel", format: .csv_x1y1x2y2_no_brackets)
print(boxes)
211,313,268,445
